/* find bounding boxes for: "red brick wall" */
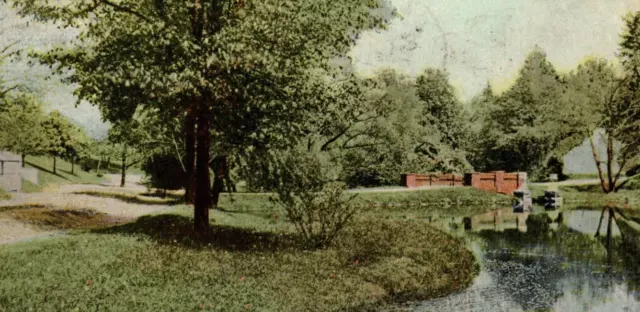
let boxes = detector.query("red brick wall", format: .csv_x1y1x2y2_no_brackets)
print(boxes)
403,171,527,195
503,172,527,195
402,173,463,188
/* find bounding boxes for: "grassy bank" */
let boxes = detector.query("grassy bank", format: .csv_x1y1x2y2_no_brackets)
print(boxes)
0,187,10,200
22,155,106,192
0,188,483,311
215,187,512,221
0,215,477,311
530,183,640,209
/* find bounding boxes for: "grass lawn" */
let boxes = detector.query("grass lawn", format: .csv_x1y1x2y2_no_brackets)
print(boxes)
216,187,512,221
0,187,10,200
0,189,483,311
21,155,106,192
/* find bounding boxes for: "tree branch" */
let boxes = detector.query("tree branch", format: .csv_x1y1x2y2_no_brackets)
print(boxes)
589,127,609,193
100,0,152,23
0,85,22,98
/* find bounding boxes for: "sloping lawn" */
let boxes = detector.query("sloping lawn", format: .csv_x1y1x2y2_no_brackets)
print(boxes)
22,155,105,192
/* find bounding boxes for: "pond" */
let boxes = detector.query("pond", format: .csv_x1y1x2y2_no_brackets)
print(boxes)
393,208,640,312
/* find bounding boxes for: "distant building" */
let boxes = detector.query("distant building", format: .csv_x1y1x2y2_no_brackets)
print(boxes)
0,151,22,192
0,151,39,193
562,129,621,175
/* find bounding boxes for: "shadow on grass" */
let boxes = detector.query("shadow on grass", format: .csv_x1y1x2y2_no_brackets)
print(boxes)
58,169,78,177
25,161,69,181
0,204,52,213
73,191,183,206
139,191,184,201
8,208,127,230
93,214,296,252
561,184,603,193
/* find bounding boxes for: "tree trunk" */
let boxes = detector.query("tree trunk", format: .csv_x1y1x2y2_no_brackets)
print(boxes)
71,156,75,175
21,154,25,168
606,133,614,192
595,207,606,237
211,156,226,208
606,207,613,263
185,106,197,204
97,157,102,173
120,147,127,188
106,156,111,173
194,98,211,232
53,156,57,174
589,132,609,193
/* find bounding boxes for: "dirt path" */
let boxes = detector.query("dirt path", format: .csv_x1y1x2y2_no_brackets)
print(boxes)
0,174,176,245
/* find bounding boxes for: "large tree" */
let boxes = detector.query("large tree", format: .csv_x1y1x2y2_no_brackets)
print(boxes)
0,93,48,165
471,48,580,179
565,12,640,193
414,68,471,173
41,111,75,174
14,0,386,231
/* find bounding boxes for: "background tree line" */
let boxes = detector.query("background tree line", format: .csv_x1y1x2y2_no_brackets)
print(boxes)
5,0,640,237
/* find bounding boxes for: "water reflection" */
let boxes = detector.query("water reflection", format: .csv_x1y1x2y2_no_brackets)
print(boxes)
405,209,640,312
564,210,621,236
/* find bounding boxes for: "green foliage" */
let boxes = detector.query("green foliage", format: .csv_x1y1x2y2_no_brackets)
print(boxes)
266,67,474,189
0,187,10,200
256,148,359,248
141,153,186,193
469,48,586,179
415,68,472,172
107,117,157,186
41,111,77,158
276,181,359,249
86,139,119,173
561,51,640,191
0,93,48,157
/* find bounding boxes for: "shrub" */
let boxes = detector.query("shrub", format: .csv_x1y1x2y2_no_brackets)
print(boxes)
269,149,359,248
80,158,96,172
275,181,358,248
623,178,640,190
141,153,186,194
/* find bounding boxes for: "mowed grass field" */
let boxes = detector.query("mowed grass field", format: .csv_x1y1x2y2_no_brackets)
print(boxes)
21,155,106,193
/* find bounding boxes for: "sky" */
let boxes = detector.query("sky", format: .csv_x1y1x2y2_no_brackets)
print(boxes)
349,0,640,100
2,1,640,138
0,3,108,139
